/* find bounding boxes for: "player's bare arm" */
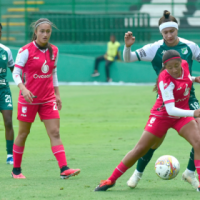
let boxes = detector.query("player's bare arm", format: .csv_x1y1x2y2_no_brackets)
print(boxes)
18,83,34,103
54,87,62,110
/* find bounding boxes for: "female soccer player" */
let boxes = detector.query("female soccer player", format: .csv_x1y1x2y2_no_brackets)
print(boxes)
12,18,80,179
95,50,200,192
124,10,200,189
0,23,15,164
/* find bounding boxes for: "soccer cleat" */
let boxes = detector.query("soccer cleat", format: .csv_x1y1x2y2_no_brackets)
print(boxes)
91,72,100,77
60,168,80,179
94,179,115,191
127,169,143,188
6,156,14,165
11,172,26,179
182,170,199,189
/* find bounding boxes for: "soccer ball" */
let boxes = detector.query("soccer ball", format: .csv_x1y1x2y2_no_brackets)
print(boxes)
155,155,180,180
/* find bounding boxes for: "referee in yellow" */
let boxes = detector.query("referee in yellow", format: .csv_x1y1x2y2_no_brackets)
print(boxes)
91,35,121,82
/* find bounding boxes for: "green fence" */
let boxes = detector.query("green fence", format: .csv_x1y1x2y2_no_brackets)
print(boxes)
1,1,200,46
27,12,150,43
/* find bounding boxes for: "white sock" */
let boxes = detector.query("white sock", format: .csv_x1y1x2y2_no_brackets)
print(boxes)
135,169,143,175
186,168,195,174
7,154,13,158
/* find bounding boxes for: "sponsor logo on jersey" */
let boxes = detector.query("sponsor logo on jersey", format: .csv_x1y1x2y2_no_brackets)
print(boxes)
161,50,166,54
138,49,146,57
33,74,52,79
0,79,6,85
181,47,188,55
183,84,190,96
33,57,39,59
2,54,6,60
177,87,182,90
22,106,27,113
41,60,49,73
0,68,6,73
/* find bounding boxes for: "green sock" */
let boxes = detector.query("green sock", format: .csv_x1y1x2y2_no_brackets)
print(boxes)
187,147,196,172
6,140,14,155
136,148,156,173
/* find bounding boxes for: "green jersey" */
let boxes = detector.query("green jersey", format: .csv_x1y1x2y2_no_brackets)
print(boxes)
135,37,200,99
0,43,14,89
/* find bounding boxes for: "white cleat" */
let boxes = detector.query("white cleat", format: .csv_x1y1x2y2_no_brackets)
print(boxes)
127,169,143,188
182,169,199,189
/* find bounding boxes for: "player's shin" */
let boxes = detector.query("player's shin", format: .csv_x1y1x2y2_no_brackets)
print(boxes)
136,148,156,173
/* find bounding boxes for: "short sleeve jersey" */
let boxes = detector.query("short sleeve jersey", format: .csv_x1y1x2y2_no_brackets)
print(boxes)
107,41,120,61
135,37,200,100
150,60,192,117
15,41,59,104
0,43,14,89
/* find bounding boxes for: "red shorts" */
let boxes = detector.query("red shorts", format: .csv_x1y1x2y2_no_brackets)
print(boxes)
144,115,195,138
17,101,60,123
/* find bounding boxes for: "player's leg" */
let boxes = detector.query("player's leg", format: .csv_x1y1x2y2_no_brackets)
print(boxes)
105,60,113,82
182,99,200,188
177,118,200,190
1,110,14,164
95,130,161,191
91,55,105,77
43,118,80,179
127,134,166,188
12,120,32,179
0,88,14,164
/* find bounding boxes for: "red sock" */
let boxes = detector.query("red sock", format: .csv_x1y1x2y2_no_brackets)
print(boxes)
13,144,25,168
52,145,67,169
108,161,129,183
194,160,200,183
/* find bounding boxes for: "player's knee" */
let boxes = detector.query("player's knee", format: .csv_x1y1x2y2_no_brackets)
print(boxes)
18,132,29,139
4,119,13,130
192,138,200,152
49,128,60,139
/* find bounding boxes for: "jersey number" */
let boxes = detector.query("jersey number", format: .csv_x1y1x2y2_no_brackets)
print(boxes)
53,102,58,110
5,95,11,103
190,102,200,110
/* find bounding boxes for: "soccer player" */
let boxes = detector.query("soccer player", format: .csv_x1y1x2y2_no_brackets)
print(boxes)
0,23,15,164
124,10,200,189
91,35,121,82
12,18,80,179
95,50,200,192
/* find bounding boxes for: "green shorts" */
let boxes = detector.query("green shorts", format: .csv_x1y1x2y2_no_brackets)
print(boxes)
0,87,13,111
189,97,200,110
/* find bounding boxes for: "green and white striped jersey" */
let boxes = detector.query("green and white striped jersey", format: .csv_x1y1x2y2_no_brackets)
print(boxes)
0,43,14,89
135,37,200,99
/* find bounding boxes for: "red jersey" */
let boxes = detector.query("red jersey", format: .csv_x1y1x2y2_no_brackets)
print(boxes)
151,60,193,118
15,41,59,104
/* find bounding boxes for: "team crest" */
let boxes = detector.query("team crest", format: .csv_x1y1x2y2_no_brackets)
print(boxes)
183,84,190,96
181,48,188,55
22,106,27,113
2,54,6,60
150,117,156,124
41,60,49,73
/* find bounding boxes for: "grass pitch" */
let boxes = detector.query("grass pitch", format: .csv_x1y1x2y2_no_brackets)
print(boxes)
0,85,200,200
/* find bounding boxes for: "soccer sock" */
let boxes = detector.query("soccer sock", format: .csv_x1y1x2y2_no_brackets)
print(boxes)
52,145,67,169
108,161,129,183
187,148,196,172
6,140,14,155
136,148,156,173
13,144,24,168
194,160,200,183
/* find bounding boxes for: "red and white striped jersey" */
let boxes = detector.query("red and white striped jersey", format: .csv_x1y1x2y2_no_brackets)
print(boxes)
151,60,193,117
15,41,59,104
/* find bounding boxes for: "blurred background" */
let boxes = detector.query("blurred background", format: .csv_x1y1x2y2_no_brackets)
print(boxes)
1,0,200,83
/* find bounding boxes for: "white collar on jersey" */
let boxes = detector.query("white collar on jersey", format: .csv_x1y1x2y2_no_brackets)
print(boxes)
159,22,178,32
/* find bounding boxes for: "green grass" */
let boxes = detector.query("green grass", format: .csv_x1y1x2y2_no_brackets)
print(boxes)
0,85,200,200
